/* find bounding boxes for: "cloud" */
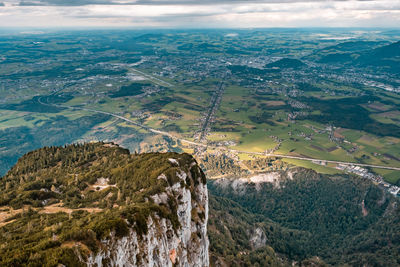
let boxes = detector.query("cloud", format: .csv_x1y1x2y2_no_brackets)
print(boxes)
0,0,399,27
11,0,380,7
18,0,117,6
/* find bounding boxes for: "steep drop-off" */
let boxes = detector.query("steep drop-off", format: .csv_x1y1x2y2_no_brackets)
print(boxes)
0,143,209,267
208,168,400,266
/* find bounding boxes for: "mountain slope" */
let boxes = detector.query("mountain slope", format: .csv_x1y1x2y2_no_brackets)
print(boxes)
1,143,399,266
0,143,209,266
357,40,400,72
208,169,400,266
306,40,386,63
311,40,400,73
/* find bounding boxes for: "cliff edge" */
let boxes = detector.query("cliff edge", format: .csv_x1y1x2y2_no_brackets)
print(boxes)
0,142,209,267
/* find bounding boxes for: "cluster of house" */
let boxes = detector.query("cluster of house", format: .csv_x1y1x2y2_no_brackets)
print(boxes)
336,164,400,197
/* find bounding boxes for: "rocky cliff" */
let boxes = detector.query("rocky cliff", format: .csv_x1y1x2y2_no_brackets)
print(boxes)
0,143,209,267
86,161,209,267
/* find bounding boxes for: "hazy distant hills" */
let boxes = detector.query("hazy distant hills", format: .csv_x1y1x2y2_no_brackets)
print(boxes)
309,40,400,73
319,41,385,54
306,40,386,62
357,41,400,72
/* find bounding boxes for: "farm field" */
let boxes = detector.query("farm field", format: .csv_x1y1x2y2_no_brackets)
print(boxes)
0,29,399,190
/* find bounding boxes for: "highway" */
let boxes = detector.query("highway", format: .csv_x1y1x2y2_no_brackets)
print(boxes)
37,71,400,172
38,96,400,172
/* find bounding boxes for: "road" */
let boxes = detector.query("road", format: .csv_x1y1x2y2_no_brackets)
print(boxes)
199,79,225,142
38,96,400,172
37,70,400,172
130,68,173,87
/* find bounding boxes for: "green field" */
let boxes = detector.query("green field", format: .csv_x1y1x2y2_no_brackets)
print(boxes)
1,29,400,186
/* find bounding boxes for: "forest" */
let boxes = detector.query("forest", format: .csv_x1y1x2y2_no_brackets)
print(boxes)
208,169,400,266
0,143,206,266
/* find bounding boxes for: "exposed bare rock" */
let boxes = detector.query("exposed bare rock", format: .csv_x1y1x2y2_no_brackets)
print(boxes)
248,226,267,250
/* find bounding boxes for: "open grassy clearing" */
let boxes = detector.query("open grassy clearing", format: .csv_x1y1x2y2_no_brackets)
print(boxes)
233,129,277,152
283,158,344,175
372,168,400,184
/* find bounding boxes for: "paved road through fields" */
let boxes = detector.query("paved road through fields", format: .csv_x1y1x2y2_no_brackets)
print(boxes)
37,70,400,172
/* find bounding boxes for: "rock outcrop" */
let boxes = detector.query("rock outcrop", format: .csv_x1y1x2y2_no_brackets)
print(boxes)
0,143,209,267
248,227,267,250
87,161,209,267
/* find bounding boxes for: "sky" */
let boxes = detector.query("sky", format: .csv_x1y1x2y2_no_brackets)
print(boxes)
0,0,399,28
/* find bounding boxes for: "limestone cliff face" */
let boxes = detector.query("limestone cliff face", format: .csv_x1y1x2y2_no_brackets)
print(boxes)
87,159,209,267
0,143,209,266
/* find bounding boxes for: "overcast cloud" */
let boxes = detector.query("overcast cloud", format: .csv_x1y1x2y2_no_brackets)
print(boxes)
0,0,399,28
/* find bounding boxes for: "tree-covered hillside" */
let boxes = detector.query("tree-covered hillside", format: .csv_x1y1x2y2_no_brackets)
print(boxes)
0,142,207,266
208,169,400,266
1,142,399,266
